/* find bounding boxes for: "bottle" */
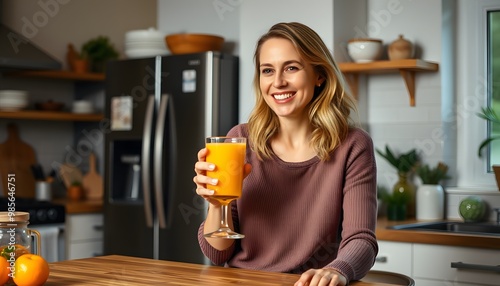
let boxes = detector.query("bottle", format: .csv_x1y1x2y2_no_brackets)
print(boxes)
393,172,415,218
0,212,41,283
388,34,414,60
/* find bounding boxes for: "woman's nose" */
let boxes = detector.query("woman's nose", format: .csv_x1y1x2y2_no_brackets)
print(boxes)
273,72,287,87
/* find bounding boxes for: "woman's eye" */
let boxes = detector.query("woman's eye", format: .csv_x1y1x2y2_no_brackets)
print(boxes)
285,66,299,73
261,68,273,75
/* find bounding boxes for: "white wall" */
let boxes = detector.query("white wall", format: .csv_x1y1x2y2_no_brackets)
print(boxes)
363,0,444,190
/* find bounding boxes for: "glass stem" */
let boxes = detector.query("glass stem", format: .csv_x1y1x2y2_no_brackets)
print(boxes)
220,203,230,229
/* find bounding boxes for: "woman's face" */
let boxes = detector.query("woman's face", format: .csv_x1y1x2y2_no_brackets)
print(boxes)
258,38,322,120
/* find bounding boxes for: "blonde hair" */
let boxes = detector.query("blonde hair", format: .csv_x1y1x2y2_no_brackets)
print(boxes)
248,22,358,161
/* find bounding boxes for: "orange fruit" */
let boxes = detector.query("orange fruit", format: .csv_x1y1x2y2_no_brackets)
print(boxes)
12,254,49,286
0,244,29,260
0,256,10,285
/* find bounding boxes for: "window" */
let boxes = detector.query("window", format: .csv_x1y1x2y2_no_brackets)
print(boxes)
456,0,500,189
488,10,500,168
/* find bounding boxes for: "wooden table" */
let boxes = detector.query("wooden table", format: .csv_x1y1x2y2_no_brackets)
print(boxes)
46,255,398,285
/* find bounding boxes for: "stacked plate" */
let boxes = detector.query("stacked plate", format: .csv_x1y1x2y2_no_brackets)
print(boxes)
0,90,29,111
125,28,169,59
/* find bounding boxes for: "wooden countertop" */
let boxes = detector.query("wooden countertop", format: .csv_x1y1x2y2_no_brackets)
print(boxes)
376,217,500,249
46,255,399,286
52,198,103,214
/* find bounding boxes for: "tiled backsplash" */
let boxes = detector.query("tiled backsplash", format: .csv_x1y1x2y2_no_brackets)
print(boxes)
445,187,500,221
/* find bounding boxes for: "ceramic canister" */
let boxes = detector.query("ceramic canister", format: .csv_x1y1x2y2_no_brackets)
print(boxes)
388,34,414,60
416,184,445,220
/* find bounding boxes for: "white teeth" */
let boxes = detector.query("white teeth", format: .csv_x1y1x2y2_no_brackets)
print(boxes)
274,93,293,100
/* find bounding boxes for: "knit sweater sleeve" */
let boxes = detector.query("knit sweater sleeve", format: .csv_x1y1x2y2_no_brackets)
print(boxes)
323,129,378,281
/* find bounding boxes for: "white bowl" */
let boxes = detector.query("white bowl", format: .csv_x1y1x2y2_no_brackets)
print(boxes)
0,90,28,99
0,90,29,111
125,28,165,42
347,39,383,63
72,100,94,113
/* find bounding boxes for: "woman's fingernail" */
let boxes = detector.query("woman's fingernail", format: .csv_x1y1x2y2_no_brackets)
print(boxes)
208,190,214,195
208,164,215,170
211,179,218,185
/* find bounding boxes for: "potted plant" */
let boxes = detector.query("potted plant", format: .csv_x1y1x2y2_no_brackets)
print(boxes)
81,36,119,72
416,162,450,185
378,185,411,221
477,106,500,189
66,43,89,73
415,162,450,220
67,180,84,201
376,145,419,218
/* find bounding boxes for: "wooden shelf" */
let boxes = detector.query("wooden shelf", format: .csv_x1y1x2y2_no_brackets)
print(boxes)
338,59,439,106
0,110,104,122
6,70,105,81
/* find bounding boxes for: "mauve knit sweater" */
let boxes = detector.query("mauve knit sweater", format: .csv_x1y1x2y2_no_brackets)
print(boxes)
198,124,378,282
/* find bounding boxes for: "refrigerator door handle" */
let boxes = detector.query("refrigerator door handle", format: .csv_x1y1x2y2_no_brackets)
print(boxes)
154,94,169,229
141,95,155,228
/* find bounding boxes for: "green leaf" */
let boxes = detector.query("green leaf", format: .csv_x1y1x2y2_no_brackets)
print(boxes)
477,106,500,158
376,145,419,173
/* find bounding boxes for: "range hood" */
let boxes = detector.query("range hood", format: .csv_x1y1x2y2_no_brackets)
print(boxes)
0,2,61,71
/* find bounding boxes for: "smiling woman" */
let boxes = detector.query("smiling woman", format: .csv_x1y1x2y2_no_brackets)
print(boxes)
194,22,378,286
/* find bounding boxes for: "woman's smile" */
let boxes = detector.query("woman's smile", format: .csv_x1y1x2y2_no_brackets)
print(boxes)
272,92,296,101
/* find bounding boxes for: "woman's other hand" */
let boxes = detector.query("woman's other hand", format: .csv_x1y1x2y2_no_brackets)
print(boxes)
294,268,347,286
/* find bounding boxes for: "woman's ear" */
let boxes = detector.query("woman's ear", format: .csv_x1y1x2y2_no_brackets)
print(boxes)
316,77,325,87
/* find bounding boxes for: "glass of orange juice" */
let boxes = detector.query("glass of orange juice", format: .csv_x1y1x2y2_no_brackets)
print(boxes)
204,136,246,239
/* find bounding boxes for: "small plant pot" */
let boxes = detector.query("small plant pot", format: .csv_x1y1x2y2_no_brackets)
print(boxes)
71,59,89,73
68,185,84,201
493,165,500,191
387,203,407,221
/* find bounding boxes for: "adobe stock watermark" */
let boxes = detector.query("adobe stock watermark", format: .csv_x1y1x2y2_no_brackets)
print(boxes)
5,173,17,279
414,74,487,159
213,0,242,21
7,0,71,53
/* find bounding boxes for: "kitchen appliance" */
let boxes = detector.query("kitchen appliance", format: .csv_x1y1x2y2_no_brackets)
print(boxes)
0,198,65,262
103,52,239,264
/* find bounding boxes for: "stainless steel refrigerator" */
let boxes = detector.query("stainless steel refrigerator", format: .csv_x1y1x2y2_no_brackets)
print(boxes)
103,52,238,264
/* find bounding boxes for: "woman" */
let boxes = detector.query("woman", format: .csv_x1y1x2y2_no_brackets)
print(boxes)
193,22,378,286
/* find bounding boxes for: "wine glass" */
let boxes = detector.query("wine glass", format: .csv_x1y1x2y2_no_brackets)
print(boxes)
204,136,246,239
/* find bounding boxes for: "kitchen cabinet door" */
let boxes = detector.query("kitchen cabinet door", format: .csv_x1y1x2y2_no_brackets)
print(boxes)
413,244,500,286
371,241,412,277
66,213,104,260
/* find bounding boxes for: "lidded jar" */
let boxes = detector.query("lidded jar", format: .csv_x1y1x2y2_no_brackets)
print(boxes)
388,34,414,60
0,212,40,261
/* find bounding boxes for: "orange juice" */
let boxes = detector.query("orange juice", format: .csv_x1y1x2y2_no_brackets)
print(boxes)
206,140,246,201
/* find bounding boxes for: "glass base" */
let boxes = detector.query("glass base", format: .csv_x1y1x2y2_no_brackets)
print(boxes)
204,227,245,239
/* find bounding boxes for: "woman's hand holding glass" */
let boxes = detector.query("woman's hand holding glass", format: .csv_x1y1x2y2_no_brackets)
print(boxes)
193,137,252,239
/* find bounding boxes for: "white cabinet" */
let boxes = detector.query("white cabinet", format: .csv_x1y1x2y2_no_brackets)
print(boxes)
413,244,500,286
65,213,103,260
371,241,412,277
374,240,500,286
